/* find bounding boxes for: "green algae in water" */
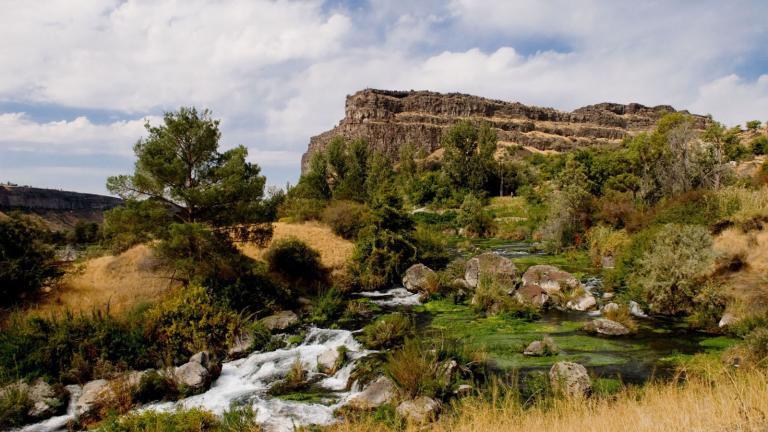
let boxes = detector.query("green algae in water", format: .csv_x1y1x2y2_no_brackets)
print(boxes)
699,335,739,351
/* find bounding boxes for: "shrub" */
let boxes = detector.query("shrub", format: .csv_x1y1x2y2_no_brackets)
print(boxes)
752,136,768,155
322,200,368,240
746,120,762,131
385,338,450,399
269,356,309,395
603,304,638,333
361,313,414,349
278,197,327,222
247,321,272,352
413,226,450,269
210,267,291,313
146,285,242,363
307,288,343,325
627,224,714,315
99,408,220,432
586,225,630,268
742,327,768,365
0,214,62,307
458,193,495,237
102,199,172,253
219,404,262,432
132,369,179,403
264,237,326,291
0,384,32,429
690,281,728,330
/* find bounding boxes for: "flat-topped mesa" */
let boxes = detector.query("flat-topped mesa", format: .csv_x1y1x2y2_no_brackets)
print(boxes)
302,89,709,172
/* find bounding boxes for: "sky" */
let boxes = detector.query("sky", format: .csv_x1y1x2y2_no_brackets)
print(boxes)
0,0,767,195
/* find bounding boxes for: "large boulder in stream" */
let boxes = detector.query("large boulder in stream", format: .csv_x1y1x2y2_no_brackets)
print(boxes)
549,362,591,398
521,265,579,295
402,264,436,293
396,396,441,423
348,376,396,409
317,347,345,375
566,293,597,311
262,310,299,331
464,253,517,288
514,284,548,307
174,351,213,392
583,318,630,336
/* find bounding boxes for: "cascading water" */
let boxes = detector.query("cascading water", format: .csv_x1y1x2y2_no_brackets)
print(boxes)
18,385,81,432
357,287,421,307
144,327,371,432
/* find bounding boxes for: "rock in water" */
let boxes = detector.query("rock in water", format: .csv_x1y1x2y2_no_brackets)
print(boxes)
76,379,111,417
348,376,396,409
317,347,344,375
402,263,436,293
261,310,299,331
629,300,648,318
549,362,591,398
583,318,630,336
396,396,440,423
189,351,210,369
175,361,210,392
464,252,517,288
521,265,580,295
567,293,597,311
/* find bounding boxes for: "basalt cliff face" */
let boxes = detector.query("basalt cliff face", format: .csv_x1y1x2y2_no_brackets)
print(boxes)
302,89,709,172
0,185,122,230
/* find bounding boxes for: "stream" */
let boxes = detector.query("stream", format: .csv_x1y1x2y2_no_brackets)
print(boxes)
19,241,737,431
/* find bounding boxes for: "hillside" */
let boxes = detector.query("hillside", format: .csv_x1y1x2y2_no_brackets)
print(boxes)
0,185,122,230
302,89,710,171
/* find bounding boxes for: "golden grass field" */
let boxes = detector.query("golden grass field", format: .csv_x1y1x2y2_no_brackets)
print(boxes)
239,221,354,271
331,367,768,432
26,244,179,317
20,221,353,318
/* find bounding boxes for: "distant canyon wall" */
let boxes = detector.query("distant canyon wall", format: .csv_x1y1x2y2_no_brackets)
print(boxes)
302,89,709,172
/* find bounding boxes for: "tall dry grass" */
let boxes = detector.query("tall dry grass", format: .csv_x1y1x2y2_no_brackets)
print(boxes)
330,367,768,432
26,244,178,317
239,221,353,271
715,186,768,223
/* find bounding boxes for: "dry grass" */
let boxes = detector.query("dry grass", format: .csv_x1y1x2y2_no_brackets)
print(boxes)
239,221,353,271
714,227,768,315
330,367,768,432
26,244,178,317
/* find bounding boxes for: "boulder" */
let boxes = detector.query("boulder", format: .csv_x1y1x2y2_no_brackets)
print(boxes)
402,264,436,293
317,347,345,375
174,361,210,392
262,310,299,331
549,362,591,398
348,376,396,409
566,294,597,311
76,379,111,417
514,284,548,307
719,312,738,328
189,351,210,369
523,337,559,356
396,396,440,423
629,300,648,318
0,380,65,419
583,318,630,336
521,265,579,295
602,302,620,313
228,333,254,359
464,253,517,288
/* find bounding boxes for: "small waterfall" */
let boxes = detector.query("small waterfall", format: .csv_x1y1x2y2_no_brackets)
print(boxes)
17,384,81,432
357,287,421,307
144,327,371,431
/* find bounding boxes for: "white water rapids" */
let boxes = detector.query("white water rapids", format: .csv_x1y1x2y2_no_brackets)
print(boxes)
18,287,419,432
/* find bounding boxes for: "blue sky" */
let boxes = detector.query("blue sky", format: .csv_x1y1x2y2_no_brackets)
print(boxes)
1,0,767,194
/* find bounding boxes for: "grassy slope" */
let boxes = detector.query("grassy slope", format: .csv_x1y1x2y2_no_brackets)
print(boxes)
331,366,768,432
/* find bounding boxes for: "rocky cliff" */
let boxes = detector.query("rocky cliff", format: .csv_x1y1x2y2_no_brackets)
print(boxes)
302,89,709,171
0,185,122,230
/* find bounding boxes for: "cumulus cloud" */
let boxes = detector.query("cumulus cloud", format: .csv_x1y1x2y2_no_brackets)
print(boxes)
1,0,767,193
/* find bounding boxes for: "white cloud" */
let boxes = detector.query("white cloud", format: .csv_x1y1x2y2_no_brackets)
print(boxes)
0,113,153,154
1,0,768,193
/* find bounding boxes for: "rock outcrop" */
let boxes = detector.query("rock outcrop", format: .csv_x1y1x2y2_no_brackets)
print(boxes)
303,89,709,172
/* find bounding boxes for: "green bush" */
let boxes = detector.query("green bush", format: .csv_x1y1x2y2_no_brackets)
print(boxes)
278,197,327,222
458,193,495,237
146,285,242,363
0,309,151,383
264,237,326,292
627,224,714,315
0,384,32,429
247,321,272,352
746,120,762,130
307,288,343,325
752,135,768,155
361,313,414,349
209,266,291,313
102,199,172,253
99,408,221,432
132,370,179,403
0,214,62,307
322,200,368,240
413,226,450,270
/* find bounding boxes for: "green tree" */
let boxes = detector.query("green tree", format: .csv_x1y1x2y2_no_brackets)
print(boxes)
746,120,762,130
441,121,497,192
628,224,714,315
105,107,273,283
0,214,62,306
457,193,495,237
